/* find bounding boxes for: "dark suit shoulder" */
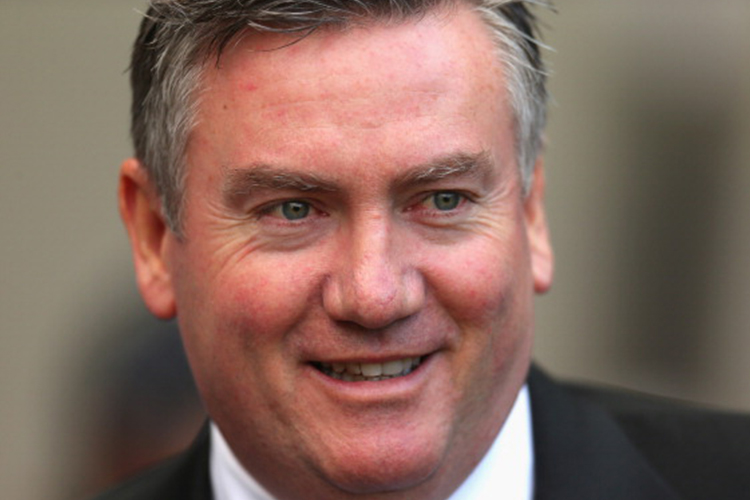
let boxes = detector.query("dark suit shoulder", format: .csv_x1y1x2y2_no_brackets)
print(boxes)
90,425,212,500
565,381,750,500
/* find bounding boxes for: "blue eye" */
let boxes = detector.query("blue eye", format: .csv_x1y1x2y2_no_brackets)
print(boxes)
431,192,462,211
280,201,311,220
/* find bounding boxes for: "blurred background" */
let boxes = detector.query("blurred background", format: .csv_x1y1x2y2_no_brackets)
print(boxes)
1,0,748,498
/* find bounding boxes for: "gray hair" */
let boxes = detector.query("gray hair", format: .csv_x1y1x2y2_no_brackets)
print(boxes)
130,0,551,233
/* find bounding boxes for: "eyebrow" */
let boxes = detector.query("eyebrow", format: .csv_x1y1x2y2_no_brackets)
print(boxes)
222,165,339,205
221,150,495,204
394,151,494,188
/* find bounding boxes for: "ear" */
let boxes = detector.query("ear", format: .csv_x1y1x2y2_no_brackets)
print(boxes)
524,159,554,294
118,158,177,319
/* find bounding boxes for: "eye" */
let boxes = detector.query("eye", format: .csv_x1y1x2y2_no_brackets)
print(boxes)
278,200,311,220
258,200,313,221
428,191,463,211
254,197,332,229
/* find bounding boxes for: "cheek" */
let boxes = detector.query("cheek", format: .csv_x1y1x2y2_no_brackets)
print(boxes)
211,259,320,347
171,242,317,369
428,235,531,326
175,258,318,410
426,234,535,416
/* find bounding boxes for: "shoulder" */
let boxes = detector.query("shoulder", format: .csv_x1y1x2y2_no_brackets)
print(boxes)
89,425,212,500
564,379,750,500
91,455,189,500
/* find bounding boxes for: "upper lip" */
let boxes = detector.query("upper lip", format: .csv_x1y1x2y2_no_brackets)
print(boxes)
308,351,433,365
311,354,428,364
301,330,448,365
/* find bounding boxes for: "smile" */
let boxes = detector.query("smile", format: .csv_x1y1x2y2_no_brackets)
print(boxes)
314,357,423,382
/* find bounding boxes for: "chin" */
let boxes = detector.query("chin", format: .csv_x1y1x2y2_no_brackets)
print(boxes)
317,436,447,495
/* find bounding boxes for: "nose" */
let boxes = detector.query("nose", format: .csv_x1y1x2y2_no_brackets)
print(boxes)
322,216,424,330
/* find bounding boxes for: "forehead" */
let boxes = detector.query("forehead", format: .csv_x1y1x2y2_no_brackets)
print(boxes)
205,5,498,74
188,6,514,179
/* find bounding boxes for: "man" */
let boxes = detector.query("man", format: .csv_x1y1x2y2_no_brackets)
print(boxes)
99,1,750,499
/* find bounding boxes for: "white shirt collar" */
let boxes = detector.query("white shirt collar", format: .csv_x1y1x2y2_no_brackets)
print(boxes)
210,385,534,500
210,424,276,500
446,384,534,500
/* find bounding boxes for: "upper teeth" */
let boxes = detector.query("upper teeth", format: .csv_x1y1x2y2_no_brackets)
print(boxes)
318,357,422,382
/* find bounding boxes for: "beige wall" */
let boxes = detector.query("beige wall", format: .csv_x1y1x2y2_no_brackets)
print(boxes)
1,1,748,499
535,0,750,402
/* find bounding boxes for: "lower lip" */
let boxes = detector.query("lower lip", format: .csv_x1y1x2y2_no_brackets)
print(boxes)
305,354,436,400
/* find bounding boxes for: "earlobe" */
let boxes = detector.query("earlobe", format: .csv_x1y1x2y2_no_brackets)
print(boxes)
524,160,554,294
118,158,177,319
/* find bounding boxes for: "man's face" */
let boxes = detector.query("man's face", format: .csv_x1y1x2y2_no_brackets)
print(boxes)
123,5,552,499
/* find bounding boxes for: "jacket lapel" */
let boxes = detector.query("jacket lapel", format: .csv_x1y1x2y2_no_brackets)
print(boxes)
528,368,683,500
159,423,214,500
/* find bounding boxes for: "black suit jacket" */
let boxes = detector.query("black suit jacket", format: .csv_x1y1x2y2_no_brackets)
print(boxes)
92,367,750,500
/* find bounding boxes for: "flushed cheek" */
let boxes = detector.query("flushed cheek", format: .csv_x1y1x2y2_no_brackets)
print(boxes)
173,260,313,407
427,235,533,385
429,240,524,324
211,263,317,349
185,271,306,409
